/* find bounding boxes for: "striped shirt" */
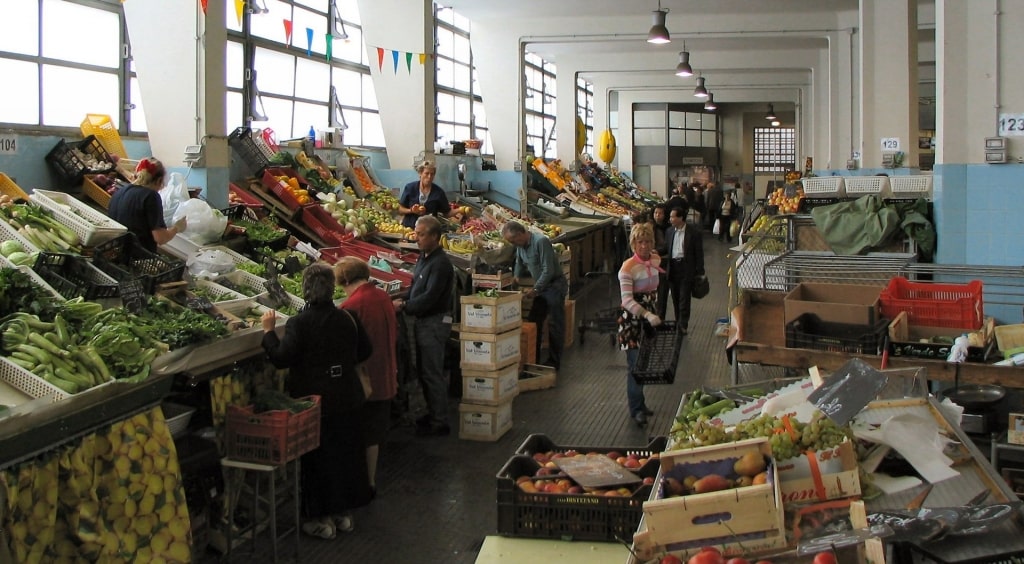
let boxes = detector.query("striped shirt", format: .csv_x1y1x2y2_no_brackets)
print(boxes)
618,253,662,316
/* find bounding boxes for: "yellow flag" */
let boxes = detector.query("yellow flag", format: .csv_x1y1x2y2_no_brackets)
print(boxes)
234,0,244,26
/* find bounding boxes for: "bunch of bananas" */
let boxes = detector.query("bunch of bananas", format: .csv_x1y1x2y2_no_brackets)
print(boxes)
441,233,478,255
2,408,191,562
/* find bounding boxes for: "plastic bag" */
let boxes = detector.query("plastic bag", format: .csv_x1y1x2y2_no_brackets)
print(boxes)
160,172,191,226
712,218,721,235
173,199,228,246
186,248,236,279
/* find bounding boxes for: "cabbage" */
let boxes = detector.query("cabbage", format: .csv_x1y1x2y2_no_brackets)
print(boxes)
0,240,23,257
6,251,30,266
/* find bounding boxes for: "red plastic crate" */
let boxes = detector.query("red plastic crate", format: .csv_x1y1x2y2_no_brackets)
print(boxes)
320,240,418,264
224,395,321,465
260,167,307,211
880,277,983,329
229,182,265,208
300,204,352,246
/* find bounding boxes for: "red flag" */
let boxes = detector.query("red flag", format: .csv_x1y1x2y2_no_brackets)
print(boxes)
200,0,208,15
376,47,384,72
283,19,293,43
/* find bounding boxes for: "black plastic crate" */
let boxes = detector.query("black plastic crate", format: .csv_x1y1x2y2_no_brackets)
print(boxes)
496,454,657,542
228,127,270,174
785,313,888,355
516,433,667,460
44,136,116,187
633,321,684,385
33,252,119,300
92,233,186,293
798,197,851,213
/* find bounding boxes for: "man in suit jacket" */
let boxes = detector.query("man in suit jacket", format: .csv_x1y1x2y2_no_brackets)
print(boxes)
664,204,705,334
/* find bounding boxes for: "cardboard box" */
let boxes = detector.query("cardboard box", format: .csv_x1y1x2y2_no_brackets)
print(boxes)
519,322,537,368
458,399,513,441
460,291,522,334
633,438,787,561
517,364,556,392
776,440,861,503
461,363,519,406
472,270,514,290
460,327,521,371
1009,413,1024,445
784,282,882,326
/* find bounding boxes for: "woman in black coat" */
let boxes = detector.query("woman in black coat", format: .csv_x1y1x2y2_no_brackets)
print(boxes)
261,263,374,539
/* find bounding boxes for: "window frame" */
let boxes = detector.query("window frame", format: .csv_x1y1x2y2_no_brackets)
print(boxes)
753,126,797,173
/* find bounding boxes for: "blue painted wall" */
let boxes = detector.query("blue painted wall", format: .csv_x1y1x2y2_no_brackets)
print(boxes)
0,132,150,195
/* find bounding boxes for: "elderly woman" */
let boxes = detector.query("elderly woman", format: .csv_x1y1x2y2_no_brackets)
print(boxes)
107,157,186,253
261,263,374,539
397,160,461,229
617,222,663,428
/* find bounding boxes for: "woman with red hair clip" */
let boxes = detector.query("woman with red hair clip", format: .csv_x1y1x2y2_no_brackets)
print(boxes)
108,157,187,252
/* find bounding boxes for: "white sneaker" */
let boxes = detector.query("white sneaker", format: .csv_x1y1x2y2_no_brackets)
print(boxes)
333,514,354,533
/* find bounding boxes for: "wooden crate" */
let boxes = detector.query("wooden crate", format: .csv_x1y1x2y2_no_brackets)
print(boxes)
460,327,521,371
519,321,537,368
461,363,519,406
776,440,861,503
633,438,786,561
460,290,522,334
472,270,514,290
458,399,513,442
518,364,556,392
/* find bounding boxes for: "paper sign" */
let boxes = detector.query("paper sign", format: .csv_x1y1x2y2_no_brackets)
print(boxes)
807,358,888,426
553,455,641,489
999,114,1024,136
880,137,901,151
0,134,16,155
119,278,147,314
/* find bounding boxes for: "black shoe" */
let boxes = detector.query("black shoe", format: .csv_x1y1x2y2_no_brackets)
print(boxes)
415,414,432,428
643,407,654,416
677,326,688,335
416,423,451,437
633,412,648,427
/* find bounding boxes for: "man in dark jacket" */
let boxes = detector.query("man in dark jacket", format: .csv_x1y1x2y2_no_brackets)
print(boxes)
394,215,455,436
704,181,723,232
663,205,705,334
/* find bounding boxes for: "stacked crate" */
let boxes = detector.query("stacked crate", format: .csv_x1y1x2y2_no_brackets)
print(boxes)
458,291,522,441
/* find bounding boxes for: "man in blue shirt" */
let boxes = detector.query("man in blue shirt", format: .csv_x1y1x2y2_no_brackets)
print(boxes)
502,221,567,370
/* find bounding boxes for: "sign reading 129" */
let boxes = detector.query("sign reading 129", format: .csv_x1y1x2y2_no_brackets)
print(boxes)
880,137,901,151
998,114,1024,136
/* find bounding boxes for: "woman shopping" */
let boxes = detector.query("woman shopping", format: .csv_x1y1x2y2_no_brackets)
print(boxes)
261,263,374,539
107,157,186,253
397,160,463,229
617,222,663,428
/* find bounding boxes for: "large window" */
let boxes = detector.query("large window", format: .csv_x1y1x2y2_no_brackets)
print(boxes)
434,5,489,154
753,127,796,172
524,52,556,159
575,78,594,157
0,0,141,133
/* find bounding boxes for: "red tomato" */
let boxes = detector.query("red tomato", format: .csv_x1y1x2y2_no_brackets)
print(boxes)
725,558,750,564
659,555,683,564
813,553,838,564
688,551,725,564
753,561,774,564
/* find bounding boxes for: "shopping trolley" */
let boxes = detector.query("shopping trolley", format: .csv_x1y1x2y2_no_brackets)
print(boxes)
577,271,621,346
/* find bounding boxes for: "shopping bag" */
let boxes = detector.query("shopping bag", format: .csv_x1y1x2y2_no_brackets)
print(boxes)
691,275,710,299
712,218,721,235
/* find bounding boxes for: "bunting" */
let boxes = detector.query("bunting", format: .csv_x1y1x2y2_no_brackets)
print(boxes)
234,0,244,25
369,45,434,75
305,27,314,56
282,19,293,44
326,34,333,61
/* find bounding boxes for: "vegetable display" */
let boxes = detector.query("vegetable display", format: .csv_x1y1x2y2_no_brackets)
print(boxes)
0,267,62,319
0,204,81,253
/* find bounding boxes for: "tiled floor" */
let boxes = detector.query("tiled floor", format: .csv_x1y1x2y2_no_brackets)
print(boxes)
212,230,749,564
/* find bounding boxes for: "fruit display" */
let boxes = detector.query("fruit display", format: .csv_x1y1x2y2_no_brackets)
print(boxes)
575,191,632,217
349,161,378,194
744,214,788,253
531,158,573,190
270,173,312,206
767,186,803,214
660,450,769,499
368,189,401,212
1,407,190,562
294,151,340,192
599,186,648,213
513,450,659,496
441,233,478,255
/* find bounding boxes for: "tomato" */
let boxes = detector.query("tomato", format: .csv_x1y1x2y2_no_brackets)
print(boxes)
813,553,838,564
725,558,750,564
688,551,725,564
659,555,683,564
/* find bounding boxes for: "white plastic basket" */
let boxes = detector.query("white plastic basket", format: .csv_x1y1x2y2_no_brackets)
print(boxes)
30,189,127,246
215,269,268,298
162,402,196,438
161,233,204,261
257,290,305,315
200,245,257,268
194,278,259,310
0,218,41,253
18,265,64,300
889,175,932,198
800,177,845,197
0,356,68,402
844,176,890,196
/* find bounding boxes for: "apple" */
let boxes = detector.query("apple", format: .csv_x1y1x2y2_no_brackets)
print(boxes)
623,458,642,469
642,477,655,485
606,451,622,460
567,486,584,494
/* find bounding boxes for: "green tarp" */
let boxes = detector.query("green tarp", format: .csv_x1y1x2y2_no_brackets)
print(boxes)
809,195,935,259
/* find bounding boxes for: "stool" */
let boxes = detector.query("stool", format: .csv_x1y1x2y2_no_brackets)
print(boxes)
221,457,301,563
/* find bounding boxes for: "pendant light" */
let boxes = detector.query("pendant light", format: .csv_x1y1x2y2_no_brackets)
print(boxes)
765,104,777,121
693,76,709,98
647,1,670,45
674,45,693,77
703,93,717,111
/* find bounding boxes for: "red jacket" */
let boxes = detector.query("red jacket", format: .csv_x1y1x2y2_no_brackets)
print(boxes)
342,283,398,401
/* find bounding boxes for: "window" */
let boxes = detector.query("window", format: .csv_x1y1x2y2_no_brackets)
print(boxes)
753,127,796,172
434,5,489,154
524,52,556,159
575,78,594,157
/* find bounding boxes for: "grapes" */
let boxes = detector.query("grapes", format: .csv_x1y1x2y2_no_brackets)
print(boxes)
669,410,850,460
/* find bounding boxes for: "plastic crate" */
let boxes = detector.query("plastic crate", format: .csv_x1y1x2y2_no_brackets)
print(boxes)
228,127,271,174
215,269,268,297
798,197,846,213
30,189,127,246
80,114,128,158
261,167,306,211
115,158,139,183
0,356,68,403
319,240,418,265
300,204,351,246
844,176,889,196
193,278,259,310
889,175,932,199
800,177,845,197
224,395,321,465
0,218,40,253
0,173,30,201
92,233,186,293
44,136,117,186
516,433,667,461
162,402,197,439
81,175,113,209
198,246,258,269
633,322,684,385
32,252,119,300
496,454,659,542
880,277,984,329
785,313,888,355
229,183,265,208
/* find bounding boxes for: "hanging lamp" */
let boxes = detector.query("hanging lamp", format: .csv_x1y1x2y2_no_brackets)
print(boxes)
647,1,670,44
765,104,777,120
703,93,717,111
693,76,709,98
675,47,693,77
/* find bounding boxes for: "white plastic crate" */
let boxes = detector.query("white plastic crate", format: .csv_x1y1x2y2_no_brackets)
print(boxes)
18,265,64,300
0,356,69,402
889,175,932,199
844,176,889,196
193,278,259,310
161,233,204,260
200,245,257,268
215,269,268,298
0,218,41,253
30,189,127,246
800,176,845,197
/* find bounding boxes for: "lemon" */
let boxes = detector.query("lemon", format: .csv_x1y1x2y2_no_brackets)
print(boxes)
168,540,191,563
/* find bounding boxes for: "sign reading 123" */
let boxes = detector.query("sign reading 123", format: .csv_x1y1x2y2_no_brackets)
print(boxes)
998,114,1024,137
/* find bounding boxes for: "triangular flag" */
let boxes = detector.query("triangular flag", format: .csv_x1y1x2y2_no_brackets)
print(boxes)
306,27,314,56
234,0,244,25
376,47,384,72
405,52,413,73
283,19,293,44
200,0,208,16
391,50,399,74
418,53,427,65
326,34,333,61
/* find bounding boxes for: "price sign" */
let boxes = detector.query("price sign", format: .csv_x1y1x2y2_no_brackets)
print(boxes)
880,138,901,152
119,278,148,314
998,113,1024,136
0,134,17,155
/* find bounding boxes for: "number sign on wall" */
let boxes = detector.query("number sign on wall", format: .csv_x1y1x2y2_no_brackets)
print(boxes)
998,114,1024,137
880,137,901,151
0,134,17,155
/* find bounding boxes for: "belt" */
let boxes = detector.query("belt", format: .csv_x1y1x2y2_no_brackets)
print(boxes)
671,257,686,263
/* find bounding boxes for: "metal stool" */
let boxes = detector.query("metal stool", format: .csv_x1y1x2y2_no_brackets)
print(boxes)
221,457,301,563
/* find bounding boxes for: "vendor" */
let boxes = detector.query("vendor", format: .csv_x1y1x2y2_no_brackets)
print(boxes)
107,157,186,253
398,160,461,229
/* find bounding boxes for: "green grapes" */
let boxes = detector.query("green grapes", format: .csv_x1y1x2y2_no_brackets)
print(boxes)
669,410,852,461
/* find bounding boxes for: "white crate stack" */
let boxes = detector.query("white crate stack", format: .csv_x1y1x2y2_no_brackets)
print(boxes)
457,290,522,441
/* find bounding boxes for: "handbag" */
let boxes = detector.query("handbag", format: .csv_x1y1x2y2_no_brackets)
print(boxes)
712,218,722,235
341,309,373,399
691,275,710,299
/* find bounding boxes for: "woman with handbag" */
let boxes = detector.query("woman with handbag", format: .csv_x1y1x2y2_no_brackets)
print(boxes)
334,257,398,499
261,263,374,539
617,223,662,428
